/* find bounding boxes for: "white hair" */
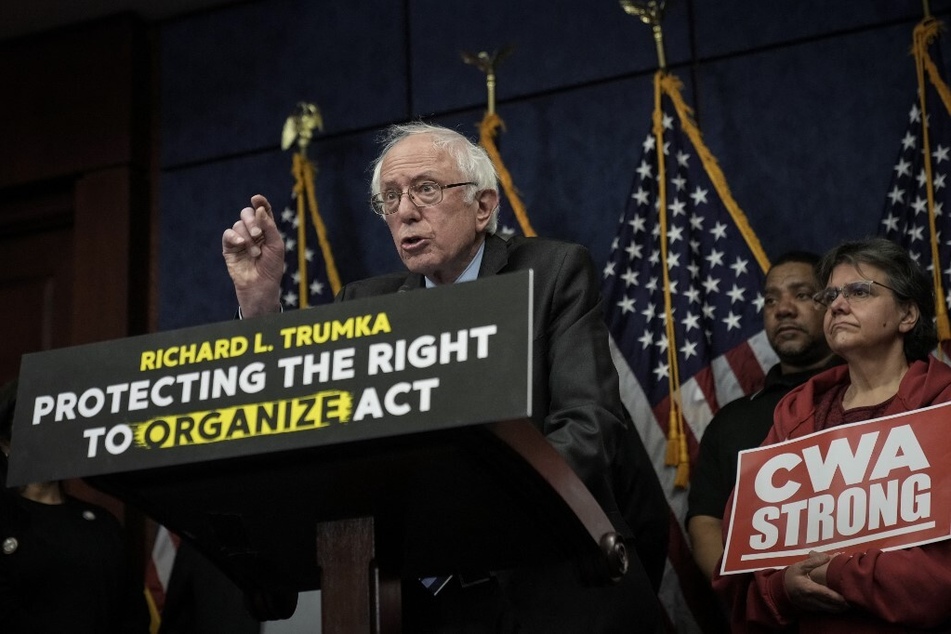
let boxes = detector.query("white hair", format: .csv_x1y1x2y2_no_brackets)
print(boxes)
370,122,500,234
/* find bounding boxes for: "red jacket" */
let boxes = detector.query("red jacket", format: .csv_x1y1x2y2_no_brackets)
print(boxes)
713,357,951,632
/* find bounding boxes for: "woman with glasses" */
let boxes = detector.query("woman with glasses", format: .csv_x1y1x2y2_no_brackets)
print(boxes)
714,236,951,632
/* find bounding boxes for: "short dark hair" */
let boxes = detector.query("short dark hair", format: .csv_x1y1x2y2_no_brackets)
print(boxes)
766,251,822,290
771,251,821,270
816,237,937,361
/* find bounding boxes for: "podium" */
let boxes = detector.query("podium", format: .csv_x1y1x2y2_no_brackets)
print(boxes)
89,417,628,633
8,272,629,631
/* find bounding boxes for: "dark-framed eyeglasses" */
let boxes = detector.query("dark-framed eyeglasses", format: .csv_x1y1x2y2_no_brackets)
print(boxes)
370,181,476,216
812,280,900,308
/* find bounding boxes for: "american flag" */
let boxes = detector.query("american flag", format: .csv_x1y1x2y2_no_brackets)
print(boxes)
278,152,340,308
478,112,536,240
602,72,776,633
879,17,951,345
144,525,179,632
493,195,528,241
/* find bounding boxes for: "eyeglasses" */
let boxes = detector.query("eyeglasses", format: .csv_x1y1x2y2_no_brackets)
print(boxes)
370,181,476,216
812,280,899,307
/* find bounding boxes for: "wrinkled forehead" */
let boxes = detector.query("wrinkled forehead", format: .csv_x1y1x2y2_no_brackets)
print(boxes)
379,135,458,185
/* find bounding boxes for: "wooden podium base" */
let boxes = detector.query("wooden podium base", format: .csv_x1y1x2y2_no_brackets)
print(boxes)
317,517,400,634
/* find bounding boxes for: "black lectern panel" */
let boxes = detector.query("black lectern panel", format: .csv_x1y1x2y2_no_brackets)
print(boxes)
9,272,533,486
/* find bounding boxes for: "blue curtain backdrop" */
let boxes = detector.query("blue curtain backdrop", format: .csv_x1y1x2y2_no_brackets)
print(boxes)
157,0,951,330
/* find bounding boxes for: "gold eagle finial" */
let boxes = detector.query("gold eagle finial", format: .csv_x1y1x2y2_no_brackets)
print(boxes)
461,46,514,115
281,102,324,153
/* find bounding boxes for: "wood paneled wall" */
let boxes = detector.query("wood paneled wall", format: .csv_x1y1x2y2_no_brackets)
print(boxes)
0,13,157,564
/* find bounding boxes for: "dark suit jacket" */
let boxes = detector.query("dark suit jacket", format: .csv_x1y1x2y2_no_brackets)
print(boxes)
337,234,668,592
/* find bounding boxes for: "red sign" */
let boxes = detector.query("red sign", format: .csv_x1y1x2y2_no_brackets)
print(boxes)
721,401,951,575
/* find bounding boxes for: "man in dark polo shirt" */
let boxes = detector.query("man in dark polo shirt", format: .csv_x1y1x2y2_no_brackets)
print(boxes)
686,251,841,582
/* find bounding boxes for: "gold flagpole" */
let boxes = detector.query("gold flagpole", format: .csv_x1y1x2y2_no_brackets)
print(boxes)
911,19,951,342
462,49,511,116
620,0,668,71
463,47,537,237
281,102,341,307
620,0,693,486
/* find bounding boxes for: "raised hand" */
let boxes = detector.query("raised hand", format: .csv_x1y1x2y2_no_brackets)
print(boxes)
221,194,285,318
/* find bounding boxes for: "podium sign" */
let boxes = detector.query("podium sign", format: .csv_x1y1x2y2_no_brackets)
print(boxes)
8,271,533,486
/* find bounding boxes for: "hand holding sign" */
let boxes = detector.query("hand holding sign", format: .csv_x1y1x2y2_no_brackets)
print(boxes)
782,551,848,613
